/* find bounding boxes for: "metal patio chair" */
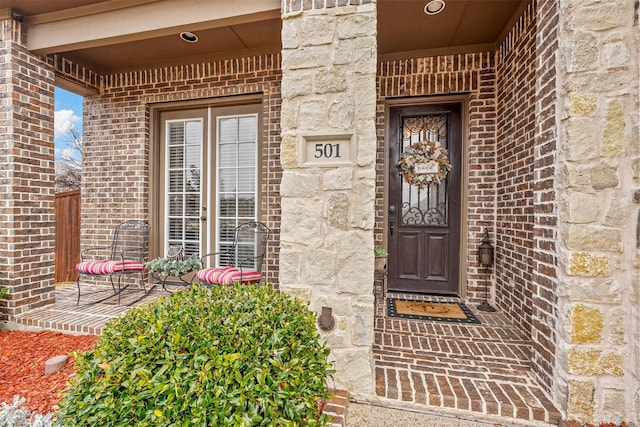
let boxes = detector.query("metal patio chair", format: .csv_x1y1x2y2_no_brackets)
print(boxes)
75,220,150,305
196,221,270,286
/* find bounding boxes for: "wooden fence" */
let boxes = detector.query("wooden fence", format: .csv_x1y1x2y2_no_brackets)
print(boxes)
55,189,80,282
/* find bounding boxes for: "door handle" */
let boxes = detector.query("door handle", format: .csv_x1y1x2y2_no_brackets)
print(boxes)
389,219,394,237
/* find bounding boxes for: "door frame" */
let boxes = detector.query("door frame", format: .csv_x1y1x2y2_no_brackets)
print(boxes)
148,94,264,262
383,94,470,298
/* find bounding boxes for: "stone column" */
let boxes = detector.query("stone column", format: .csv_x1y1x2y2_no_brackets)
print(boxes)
279,1,377,394
555,1,639,424
0,14,56,321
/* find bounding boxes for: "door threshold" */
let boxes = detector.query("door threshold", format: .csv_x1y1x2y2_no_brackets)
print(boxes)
385,291,462,302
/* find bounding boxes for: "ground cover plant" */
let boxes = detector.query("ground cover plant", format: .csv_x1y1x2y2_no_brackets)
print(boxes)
0,396,54,427
56,284,334,426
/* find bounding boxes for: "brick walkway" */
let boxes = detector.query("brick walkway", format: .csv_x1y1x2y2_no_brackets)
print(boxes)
374,291,562,425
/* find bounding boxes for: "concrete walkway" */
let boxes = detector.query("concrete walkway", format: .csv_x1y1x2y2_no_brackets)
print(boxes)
347,402,555,427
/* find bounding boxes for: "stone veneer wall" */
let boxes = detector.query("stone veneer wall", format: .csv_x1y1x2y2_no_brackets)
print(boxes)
376,53,497,303
494,5,536,343
554,0,639,424
80,55,283,285
279,2,377,393
0,16,56,320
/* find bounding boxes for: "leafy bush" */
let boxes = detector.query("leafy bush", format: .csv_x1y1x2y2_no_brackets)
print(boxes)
56,285,334,426
0,396,55,427
0,287,8,300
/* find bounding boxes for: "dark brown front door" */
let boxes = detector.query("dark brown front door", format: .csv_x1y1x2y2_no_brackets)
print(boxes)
387,103,461,294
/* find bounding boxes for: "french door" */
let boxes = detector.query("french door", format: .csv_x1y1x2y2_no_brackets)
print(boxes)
157,104,260,264
387,103,462,294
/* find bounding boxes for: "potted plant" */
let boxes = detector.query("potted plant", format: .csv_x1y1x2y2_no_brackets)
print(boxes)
145,254,201,289
145,254,201,276
374,247,388,271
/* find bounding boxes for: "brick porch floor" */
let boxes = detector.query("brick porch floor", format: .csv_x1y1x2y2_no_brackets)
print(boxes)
373,291,562,425
10,284,169,335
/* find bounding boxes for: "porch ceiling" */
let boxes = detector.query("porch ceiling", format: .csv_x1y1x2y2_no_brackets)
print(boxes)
4,0,529,74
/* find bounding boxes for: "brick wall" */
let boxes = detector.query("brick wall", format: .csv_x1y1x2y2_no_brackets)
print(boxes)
376,53,497,302
531,0,560,396
0,17,56,319
80,55,282,286
495,4,536,341
50,54,102,94
282,0,373,14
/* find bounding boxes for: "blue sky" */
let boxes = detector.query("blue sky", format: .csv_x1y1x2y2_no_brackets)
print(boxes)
54,87,83,161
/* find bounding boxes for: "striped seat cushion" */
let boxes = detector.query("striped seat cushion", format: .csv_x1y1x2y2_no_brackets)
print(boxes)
76,260,145,275
196,266,261,285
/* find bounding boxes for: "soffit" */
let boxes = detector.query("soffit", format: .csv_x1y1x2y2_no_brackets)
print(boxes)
4,0,528,74
377,0,529,59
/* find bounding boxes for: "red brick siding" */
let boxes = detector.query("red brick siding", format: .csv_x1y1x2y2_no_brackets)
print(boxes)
495,4,536,341
376,53,497,302
283,0,373,14
530,0,560,395
50,54,102,94
80,54,282,286
0,18,56,319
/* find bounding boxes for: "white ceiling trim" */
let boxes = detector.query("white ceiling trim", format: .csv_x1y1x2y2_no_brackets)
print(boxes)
28,0,280,54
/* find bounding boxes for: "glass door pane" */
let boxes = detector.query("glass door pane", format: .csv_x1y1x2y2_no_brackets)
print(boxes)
165,119,202,256
216,114,257,266
401,114,449,226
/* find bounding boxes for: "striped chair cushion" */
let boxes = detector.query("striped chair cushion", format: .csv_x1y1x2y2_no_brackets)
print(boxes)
196,266,262,285
76,260,145,275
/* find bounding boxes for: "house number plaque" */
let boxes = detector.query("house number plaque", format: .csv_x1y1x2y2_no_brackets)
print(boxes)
299,133,355,168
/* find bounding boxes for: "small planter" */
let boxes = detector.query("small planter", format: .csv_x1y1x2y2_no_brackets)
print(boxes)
145,254,201,290
375,256,387,271
374,247,388,271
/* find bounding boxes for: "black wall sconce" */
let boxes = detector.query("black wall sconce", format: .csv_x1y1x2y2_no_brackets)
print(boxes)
477,228,496,312
11,10,24,22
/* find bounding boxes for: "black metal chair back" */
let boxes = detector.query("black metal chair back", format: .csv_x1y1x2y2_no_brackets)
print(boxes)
110,220,150,262
218,221,270,271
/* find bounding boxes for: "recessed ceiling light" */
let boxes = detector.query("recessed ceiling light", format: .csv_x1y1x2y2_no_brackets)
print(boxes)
424,0,445,15
180,32,198,43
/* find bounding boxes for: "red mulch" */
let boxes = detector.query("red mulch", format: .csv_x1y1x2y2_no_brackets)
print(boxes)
0,330,98,414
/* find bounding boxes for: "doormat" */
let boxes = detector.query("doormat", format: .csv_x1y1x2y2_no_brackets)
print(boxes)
387,299,480,324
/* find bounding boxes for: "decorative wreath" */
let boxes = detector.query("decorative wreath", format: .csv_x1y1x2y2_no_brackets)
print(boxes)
399,140,452,189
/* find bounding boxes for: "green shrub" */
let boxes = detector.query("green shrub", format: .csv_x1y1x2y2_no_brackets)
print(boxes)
56,285,334,426
0,287,8,300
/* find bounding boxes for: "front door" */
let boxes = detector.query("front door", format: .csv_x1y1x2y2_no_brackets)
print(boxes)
387,103,461,294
